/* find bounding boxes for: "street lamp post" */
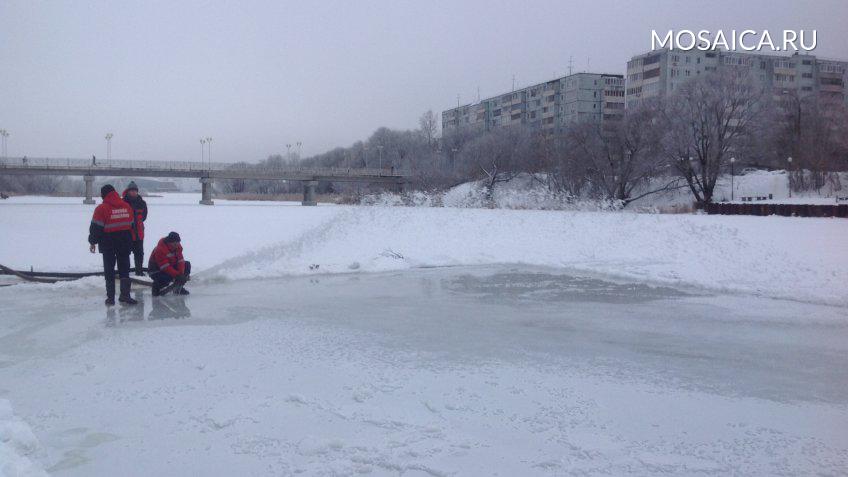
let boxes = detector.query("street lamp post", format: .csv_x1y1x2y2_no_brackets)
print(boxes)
296,142,302,160
105,133,114,162
377,145,384,170
200,138,206,166
286,144,292,162
104,133,114,164
206,137,213,170
787,156,793,198
730,157,735,201
0,129,8,158
782,90,801,161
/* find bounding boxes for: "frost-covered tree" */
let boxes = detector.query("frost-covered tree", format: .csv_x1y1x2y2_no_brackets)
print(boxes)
658,69,765,204
418,110,439,150
568,103,680,205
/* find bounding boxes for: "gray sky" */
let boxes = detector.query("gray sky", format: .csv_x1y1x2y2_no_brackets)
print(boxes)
1,0,846,162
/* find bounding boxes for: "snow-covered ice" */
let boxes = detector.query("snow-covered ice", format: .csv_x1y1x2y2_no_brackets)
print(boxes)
0,194,847,475
1,194,846,305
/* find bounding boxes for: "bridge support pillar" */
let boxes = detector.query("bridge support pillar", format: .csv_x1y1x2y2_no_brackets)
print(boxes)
83,175,96,204
302,181,318,206
199,177,214,205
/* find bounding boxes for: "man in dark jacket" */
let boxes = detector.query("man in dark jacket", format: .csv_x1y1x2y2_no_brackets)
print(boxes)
122,181,148,276
148,232,191,296
88,184,138,306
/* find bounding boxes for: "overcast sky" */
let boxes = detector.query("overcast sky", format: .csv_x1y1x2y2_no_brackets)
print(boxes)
1,0,846,162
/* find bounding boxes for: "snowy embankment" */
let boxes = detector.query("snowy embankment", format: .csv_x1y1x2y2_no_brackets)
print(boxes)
0,399,47,477
205,206,848,306
1,194,846,306
365,169,846,210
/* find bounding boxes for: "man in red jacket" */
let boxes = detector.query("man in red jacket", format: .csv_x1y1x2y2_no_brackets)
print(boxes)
122,181,148,276
148,232,191,296
88,184,138,306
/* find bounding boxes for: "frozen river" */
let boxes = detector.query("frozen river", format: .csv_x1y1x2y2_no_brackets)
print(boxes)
1,265,846,475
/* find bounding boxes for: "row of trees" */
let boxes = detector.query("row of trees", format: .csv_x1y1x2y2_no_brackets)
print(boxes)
278,68,847,205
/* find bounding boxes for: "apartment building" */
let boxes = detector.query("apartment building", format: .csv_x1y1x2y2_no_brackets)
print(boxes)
442,72,625,134
625,49,848,108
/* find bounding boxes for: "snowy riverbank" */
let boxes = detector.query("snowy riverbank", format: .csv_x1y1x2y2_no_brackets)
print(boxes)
1,194,846,306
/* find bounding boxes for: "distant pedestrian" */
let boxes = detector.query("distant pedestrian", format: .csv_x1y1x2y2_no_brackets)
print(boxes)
22,156,27,165
92,155,96,166
88,184,137,306
122,181,148,276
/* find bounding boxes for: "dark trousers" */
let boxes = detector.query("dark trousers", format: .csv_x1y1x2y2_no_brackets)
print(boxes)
151,261,191,287
103,247,131,298
131,240,144,273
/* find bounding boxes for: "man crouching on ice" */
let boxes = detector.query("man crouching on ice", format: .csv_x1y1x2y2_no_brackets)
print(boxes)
148,232,191,296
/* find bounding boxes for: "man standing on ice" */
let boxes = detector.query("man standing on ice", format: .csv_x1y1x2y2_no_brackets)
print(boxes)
122,181,148,276
148,232,191,296
88,184,138,306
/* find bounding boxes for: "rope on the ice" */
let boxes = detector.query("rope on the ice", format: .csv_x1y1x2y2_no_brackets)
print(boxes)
0,263,154,287
0,266,151,278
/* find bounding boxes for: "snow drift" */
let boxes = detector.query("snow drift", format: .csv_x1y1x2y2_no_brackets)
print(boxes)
0,399,47,477
2,194,846,307
203,206,848,307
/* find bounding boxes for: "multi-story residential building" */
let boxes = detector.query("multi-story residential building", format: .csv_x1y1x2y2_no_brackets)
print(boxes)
625,49,848,108
442,72,624,134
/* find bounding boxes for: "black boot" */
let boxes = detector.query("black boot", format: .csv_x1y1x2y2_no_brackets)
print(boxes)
105,278,116,306
176,287,190,295
151,282,161,297
134,254,145,276
119,278,138,305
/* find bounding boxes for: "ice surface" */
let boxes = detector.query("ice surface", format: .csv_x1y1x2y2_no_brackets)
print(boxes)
1,195,847,475
0,266,847,475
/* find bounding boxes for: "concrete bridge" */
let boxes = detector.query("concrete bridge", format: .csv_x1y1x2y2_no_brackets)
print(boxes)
0,157,411,206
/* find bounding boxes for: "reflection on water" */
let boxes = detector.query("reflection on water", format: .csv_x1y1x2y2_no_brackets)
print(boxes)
105,292,191,326
444,270,692,304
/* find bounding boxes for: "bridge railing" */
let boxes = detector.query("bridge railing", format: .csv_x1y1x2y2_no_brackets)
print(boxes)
0,157,409,178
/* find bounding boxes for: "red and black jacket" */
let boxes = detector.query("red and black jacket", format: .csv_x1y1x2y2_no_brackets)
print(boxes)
88,191,135,252
122,190,148,241
149,238,186,278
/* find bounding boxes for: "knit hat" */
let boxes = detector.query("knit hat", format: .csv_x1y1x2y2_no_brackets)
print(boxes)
126,181,139,191
100,184,115,199
165,232,181,243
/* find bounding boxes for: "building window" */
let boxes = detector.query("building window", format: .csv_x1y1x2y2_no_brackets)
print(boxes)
643,68,660,79
819,63,845,74
644,54,660,65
